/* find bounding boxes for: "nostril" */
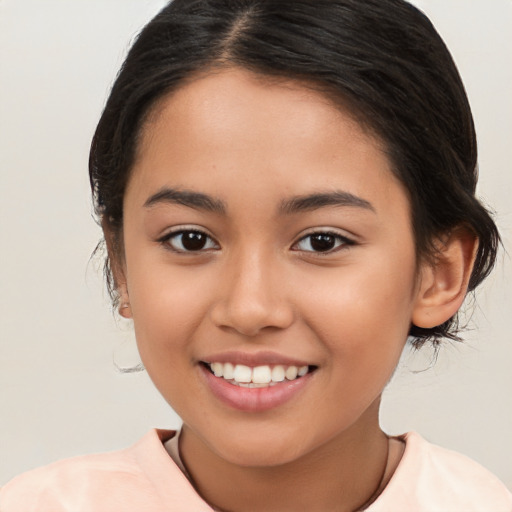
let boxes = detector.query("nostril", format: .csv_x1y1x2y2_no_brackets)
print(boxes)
210,299,295,337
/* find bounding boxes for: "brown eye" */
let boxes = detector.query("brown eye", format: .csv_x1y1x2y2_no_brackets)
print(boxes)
182,232,207,251
310,234,336,252
293,232,353,253
164,230,218,252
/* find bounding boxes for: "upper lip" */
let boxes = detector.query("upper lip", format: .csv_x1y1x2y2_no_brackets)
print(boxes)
200,350,313,368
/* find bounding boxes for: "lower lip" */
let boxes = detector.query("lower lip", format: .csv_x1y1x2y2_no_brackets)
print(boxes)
199,365,314,412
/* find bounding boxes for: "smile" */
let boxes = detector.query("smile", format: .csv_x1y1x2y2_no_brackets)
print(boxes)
200,360,317,412
204,362,312,387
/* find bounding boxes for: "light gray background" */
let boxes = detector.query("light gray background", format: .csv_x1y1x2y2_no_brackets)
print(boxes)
1,0,511,489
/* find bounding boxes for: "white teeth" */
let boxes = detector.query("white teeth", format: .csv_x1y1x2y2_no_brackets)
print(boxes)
298,365,308,377
233,364,252,383
211,362,223,377
236,382,273,388
207,362,311,385
285,366,298,380
252,365,272,384
271,365,285,382
223,362,235,380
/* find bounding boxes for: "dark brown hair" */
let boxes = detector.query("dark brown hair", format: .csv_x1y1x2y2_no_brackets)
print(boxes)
90,0,500,347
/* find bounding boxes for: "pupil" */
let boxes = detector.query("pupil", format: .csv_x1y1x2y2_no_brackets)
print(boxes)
311,234,335,252
182,232,206,251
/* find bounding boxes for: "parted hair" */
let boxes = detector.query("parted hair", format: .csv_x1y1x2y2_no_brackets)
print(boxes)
90,0,500,347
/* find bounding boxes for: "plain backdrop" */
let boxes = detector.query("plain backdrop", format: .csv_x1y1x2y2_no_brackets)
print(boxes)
1,0,511,489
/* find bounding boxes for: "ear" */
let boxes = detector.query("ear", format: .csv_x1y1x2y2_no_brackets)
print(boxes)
117,279,132,319
102,217,132,319
412,228,478,329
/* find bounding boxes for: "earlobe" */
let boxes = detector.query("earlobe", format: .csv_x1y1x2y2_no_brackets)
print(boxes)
412,228,478,329
119,295,132,319
114,272,132,319
101,218,132,318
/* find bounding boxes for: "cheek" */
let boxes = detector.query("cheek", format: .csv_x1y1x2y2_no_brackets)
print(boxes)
125,257,213,367
297,263,414,422
298,250,417,358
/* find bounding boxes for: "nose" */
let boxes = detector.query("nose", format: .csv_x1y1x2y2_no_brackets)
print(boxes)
210,249,295,337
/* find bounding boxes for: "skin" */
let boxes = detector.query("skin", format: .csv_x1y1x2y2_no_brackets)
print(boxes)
115,68,476,512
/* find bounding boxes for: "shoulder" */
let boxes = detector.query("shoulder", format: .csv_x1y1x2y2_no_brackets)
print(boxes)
370,432,512,512
1,451,140,511
0,429,212,512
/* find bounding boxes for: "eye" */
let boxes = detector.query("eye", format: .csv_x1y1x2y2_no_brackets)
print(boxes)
293,231,353,253
160,229,219,253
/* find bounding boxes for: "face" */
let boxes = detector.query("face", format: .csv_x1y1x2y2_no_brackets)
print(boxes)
120,68,423,466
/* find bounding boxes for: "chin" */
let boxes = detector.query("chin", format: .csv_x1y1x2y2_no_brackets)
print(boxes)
223,445,304,468
204,428,314,468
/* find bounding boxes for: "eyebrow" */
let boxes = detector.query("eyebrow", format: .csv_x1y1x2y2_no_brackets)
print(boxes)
143,187,227,214
143,187,375,216
280,191,375,214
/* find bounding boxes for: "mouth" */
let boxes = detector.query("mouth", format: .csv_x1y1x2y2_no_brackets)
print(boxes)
198,352,318,411
200,361,317,388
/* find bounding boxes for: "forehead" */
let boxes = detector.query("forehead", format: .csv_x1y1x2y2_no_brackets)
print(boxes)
128,67,409,220
140,68,375,157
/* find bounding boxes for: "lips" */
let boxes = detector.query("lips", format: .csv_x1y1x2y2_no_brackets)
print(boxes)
198,352,317,411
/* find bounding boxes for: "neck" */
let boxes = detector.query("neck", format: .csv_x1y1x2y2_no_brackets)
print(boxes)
180,400,391,512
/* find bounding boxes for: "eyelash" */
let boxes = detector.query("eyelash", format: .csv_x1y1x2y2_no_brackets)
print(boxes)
158,228,219,253
292,231,355,254
158,228,355,254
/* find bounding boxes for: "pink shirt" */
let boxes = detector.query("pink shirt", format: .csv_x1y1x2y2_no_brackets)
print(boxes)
1,430,511,511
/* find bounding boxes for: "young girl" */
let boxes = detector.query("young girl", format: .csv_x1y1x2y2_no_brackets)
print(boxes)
2,0,511,510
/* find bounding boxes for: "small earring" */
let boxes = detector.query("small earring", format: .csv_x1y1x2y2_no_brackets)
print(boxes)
119,302,131,317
